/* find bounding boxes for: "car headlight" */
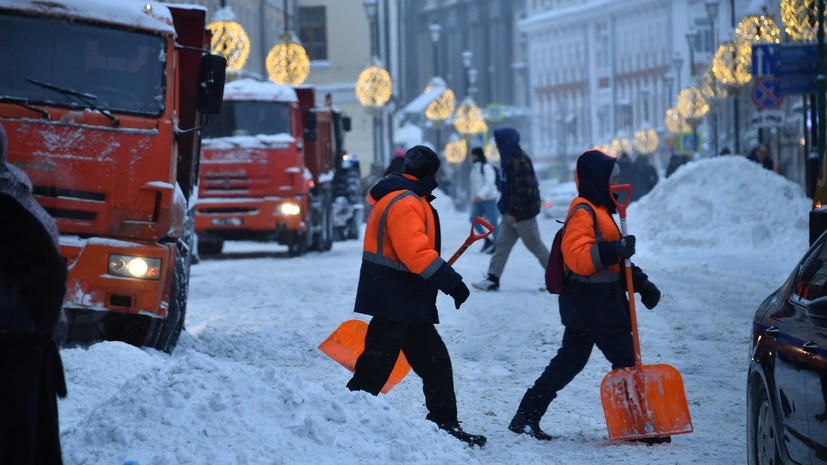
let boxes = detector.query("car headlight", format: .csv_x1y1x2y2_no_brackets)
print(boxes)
279,202,301,216
108,254,162,280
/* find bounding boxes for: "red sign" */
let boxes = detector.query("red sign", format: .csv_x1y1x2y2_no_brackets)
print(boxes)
751,77,784,110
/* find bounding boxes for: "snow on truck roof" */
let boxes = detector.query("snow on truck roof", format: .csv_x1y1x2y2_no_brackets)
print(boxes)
223,79,299,103
0,0,177,34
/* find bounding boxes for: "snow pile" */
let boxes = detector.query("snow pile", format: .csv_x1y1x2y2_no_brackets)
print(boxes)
60,344,479,465
630,156,810,256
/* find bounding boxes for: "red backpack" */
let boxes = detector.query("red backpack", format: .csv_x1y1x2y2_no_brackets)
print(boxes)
545,203,597,294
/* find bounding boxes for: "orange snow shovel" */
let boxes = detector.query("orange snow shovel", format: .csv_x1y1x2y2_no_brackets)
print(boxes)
318,216,496,394
599,184,693,441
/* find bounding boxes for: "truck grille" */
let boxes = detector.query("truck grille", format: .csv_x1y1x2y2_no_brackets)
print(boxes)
33,185,104,221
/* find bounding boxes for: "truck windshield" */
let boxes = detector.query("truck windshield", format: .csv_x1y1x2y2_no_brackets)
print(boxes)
204,101,292,138
1,13,166,116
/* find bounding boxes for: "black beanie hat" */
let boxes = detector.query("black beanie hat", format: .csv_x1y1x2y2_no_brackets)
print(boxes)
403,145,441,179
471,147,484,159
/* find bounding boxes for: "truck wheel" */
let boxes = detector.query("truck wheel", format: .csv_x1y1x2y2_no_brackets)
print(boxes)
150,246,190,353
288,231,307,257
199,237,223,256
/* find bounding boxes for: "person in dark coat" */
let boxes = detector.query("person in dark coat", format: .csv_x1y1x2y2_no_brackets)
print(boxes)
383,147,406,176
0,122,68,464
616,152,636,187
472,128,548,291
507,149,663,442
631,154,658,201
665,153,690,178
747,143,774,171
347,146,486,447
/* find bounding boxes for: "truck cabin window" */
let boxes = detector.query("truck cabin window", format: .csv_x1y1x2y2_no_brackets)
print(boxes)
1,14,166,116
204,102,292,138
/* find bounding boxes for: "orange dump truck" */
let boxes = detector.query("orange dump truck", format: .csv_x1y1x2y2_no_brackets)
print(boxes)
0,0,226,351
196,79,350,256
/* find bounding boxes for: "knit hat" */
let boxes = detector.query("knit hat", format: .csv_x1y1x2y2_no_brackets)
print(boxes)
403,145,441,179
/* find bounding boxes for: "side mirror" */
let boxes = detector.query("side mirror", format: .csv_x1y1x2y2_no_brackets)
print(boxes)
342,116,352,132
304,110,317,142
198,54,226,115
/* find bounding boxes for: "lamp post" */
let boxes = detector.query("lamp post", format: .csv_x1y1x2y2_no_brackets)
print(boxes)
266,0,309,85
706,0,720,155
424,22,453,157
673,52,684,92
663,71,676,156
686,27,700,77
356,0,392,175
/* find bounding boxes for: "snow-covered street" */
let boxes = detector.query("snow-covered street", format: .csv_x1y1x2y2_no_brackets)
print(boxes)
57,156,810,464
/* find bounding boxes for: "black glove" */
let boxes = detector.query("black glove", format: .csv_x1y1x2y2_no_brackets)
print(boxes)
637,279,661,310
449,281,470,310
616,235,636,259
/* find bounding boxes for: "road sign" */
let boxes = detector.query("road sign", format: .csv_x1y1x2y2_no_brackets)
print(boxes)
751,77,783,109
775,43,819,95
678,131,703,155
750,110,785,128
751,44,780,76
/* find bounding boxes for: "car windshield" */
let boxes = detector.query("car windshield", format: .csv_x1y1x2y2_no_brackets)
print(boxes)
1,13,166,116
204,101,292,138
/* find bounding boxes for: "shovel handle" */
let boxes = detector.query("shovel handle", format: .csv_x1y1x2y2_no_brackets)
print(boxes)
447,216,496,265
609,183,642,366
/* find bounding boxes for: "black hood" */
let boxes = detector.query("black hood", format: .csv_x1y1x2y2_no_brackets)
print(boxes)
576,150,616,211
369,173,438,202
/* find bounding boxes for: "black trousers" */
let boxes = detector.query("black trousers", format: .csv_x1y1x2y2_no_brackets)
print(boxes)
347,317,458,425
533,328,634,396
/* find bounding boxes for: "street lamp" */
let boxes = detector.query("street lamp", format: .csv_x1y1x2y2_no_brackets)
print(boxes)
423,22,454,156
207,3,251,73
356,0,393,173
266,0,309,85
673,52,684,91
705,0,721,155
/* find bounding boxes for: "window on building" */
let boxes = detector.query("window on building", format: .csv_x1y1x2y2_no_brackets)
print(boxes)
299,6,327,61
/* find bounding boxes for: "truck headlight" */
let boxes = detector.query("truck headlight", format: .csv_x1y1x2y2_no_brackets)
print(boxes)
108,254,162,280
279,202,301,216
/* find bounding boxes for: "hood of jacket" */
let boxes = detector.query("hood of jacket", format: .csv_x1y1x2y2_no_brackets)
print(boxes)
368,173,438,204
575,149,617,212
494,128,520,166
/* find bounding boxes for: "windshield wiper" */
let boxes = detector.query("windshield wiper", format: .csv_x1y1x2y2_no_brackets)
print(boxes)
0,95,50,120
25,78,120,127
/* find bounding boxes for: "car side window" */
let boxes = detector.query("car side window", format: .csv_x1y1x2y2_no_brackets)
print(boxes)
793,242,827,303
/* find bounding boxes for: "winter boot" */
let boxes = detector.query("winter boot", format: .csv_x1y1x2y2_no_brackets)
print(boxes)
472,274,499,291
438,422,487,448
508,389,555,441
629,436,672,445
480,237,493,253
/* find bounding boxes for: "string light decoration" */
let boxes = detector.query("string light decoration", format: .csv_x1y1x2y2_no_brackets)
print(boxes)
267,32,310,85
444,136,467,164
452,98,487,135
712,41,751,88
611,137,632,155
595,144,614,156
734,11,782,77
424,77,455,123
665,106,690,134
781,0,818,42
355,61,392,108
633,128,659,154
702,65,730,100
207,6,250,72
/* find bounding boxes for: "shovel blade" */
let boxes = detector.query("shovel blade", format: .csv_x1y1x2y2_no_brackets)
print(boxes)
600,364,693,441
318,319,411,394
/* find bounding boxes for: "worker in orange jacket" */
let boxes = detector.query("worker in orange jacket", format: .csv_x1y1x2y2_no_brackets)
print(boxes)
508,149,662,442
347,145,485,447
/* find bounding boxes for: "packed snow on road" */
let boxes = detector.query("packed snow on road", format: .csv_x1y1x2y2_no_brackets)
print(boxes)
58,156,809,464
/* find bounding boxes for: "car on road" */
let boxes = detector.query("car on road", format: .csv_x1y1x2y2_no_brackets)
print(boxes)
541,181,578,220
747,230,827,465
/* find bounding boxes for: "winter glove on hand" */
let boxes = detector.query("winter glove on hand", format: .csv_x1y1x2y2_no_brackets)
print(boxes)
616,235,636,259
637,279,661,310
449,281,471,310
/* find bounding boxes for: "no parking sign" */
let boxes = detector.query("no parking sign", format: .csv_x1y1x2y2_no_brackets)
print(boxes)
751,77,783,110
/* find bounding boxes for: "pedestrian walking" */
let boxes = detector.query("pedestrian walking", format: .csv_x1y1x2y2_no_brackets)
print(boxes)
507,149,663,443
472,128,548,291
0,122,69,464
632,154,658,201
346,145,486,448
747,143,774,171
469,147,500,253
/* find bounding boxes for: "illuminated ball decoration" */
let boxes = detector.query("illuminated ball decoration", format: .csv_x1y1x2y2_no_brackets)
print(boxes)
445,137,467,164
665,107,689,134
781,0,818,42
355,64,393,108
634,128,659,155
207,7,250,72
485,137,500,163
266,35,310,85
677,87,709,128
453,99,487,135
712,41,751,88
611,137,631,156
